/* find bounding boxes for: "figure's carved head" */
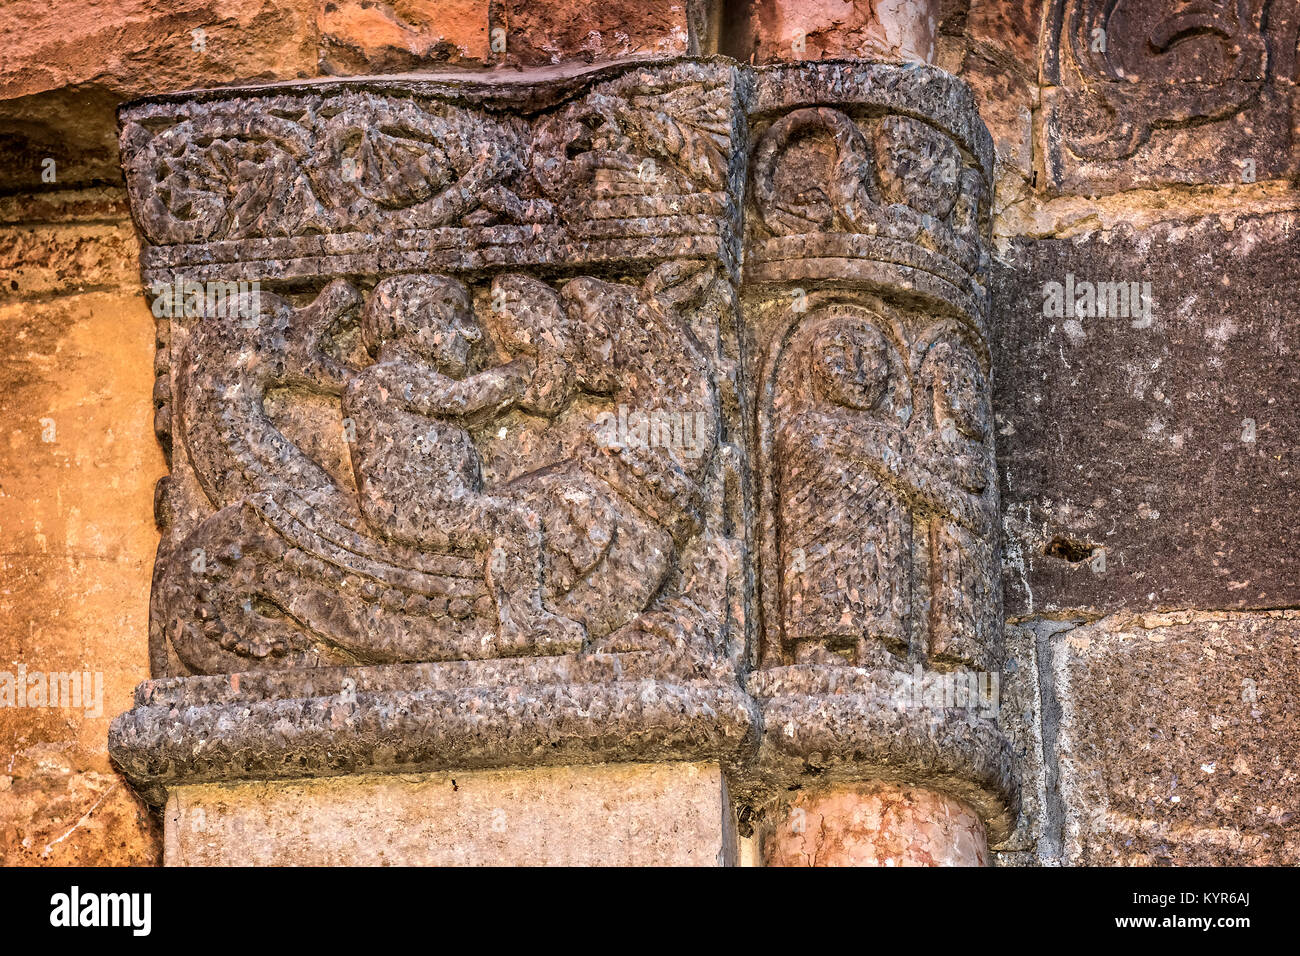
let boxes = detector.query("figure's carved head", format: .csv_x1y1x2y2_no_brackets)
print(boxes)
488,273,580,415
489,274,567,355
927,338,989,443
873,115,962,222
362,274,482,379
809,317,897,414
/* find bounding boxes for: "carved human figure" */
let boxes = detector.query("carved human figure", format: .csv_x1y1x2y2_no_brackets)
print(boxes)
155,262,728,674
766,308,999,672
914,333,998,670
343,274,586,654
487,265,721,642
769,312,913,668
750,107,983,274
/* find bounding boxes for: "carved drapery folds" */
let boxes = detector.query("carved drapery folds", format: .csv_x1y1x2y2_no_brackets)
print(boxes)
109,58,1016,840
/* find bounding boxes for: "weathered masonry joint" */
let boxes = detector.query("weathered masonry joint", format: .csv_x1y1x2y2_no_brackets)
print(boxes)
107,56,1015,866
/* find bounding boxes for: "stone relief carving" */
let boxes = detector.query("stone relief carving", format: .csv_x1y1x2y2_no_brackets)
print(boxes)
736,63,1014,837
751,107,986,276
110,59,1017,840
122,97,537,245
1042,0,1299,191
531,68,733,217
120,61,741,284
757,301,998,674
743,70,998,679
152,263,738,676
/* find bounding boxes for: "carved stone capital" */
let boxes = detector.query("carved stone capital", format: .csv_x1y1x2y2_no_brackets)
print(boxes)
739,61,1015,839
109,57,1017,842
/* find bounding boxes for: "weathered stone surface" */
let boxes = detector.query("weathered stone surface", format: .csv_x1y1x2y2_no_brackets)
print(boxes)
731,0,940,64
3,0,1297,872
164,761,737,865
106,57,1017,853
1040,0,1299,193
0,187,131,228
499,1,715,66
994,212,1300,616
966,0,1045,70
109,656,759,801
956,0,1042,183
0,2,726,193
0,221,140,300
745,71,999,675
0,0,320,191
119,60,747,681
0,285,164,866
740,664,1018,842
991,849,1038,866
1050,610,1300,865
744,65,1000,683
0,291,163,756
121,60,743,285
960,47,1035,181
748,61,996,185
0,87,129,192
0,751,159,866
945,2,1044,232
319,0,491,74
0,0,318,103
145,268,742,675
732,61,1017,845
993,622,1045,852
760,782,989,866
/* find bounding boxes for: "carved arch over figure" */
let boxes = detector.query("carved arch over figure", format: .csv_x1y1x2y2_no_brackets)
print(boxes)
749,104,988,275
751,107,878,236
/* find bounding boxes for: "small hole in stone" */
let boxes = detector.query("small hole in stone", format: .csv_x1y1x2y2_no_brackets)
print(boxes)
1044,535,1098,563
